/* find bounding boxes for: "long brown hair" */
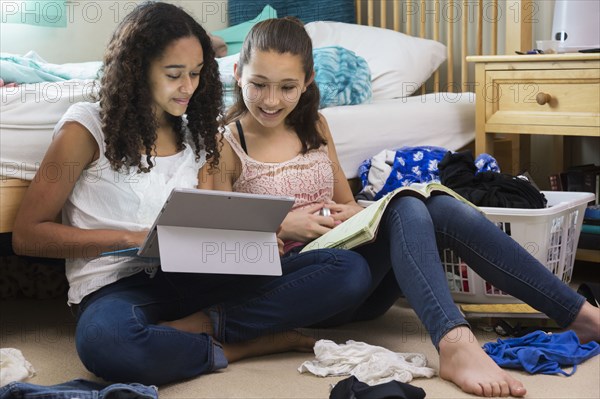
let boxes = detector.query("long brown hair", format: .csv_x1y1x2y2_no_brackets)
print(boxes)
99,1,223,172
225,17,325,153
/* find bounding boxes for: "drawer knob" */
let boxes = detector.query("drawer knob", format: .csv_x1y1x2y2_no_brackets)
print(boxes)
536,92,552,105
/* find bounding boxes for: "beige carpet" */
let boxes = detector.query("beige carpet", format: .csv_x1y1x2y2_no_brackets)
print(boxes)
1,294,598,399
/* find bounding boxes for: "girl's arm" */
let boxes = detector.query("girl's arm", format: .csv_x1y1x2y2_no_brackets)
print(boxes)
12,122,146,259
198,133,240,191
278,115,364,242
317,114,364,222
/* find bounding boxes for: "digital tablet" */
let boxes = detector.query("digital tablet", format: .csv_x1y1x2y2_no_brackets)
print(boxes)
137,188,295,275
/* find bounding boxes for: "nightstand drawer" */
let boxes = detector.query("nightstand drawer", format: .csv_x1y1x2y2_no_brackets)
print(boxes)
485,69,600,129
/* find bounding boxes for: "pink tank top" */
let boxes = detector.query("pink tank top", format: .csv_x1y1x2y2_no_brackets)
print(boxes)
224,127,335,253
223,127,335,210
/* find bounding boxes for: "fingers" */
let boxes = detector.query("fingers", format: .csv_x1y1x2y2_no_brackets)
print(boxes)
300,203,327,214
326,203,345,212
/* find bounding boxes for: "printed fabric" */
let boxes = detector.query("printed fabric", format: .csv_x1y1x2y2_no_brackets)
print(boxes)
313,46,372,108
483,330,600,376
357,146,499,201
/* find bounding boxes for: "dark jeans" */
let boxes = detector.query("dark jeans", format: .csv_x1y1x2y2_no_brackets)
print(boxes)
331,195,585,348
74,248,371,385
0,379,157,399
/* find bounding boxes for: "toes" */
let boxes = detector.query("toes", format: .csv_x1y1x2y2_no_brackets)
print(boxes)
509,383,527,397
480,382,493,397
507,375,527,397
499,381,510,397
490,381,502,397
466,382,485,397
470,380,515,397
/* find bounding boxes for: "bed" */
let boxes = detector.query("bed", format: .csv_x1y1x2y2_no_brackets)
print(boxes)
0,0,534,234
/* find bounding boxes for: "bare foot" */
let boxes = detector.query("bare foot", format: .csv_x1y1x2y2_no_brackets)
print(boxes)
223,330,316,363
159,311,213,335
568,301,600,344
439,326,526,397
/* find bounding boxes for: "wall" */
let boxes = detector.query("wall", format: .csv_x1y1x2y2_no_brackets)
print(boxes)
0,0,228,63
527,0,599,182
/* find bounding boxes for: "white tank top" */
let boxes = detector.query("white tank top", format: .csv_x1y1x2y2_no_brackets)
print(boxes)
54,102,205,304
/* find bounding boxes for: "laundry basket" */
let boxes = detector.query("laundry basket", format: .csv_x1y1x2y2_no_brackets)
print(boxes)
443,191,594,304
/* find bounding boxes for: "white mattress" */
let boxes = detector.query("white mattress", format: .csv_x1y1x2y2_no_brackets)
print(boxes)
322,92,476,178
1,80,98,180
1,81,474,181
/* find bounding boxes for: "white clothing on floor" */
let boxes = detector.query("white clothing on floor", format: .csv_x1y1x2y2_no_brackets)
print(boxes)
0,348,35,387
298,339,436,386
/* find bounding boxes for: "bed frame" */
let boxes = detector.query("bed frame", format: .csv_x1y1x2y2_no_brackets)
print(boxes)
356,0,532,93
0,0,532,234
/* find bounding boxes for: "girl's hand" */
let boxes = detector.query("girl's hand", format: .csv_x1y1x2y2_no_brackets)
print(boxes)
278,203,336,242
326,202,364,223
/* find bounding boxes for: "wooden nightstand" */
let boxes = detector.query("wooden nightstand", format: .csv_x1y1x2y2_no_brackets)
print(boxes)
467,54,600,264
466,54,600,176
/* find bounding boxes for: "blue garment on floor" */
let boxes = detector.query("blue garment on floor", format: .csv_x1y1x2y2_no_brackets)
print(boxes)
0,379,158,399
483,330,600,376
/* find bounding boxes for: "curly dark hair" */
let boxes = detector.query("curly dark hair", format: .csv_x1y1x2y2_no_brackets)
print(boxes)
225,17,325,153
99,1,223,172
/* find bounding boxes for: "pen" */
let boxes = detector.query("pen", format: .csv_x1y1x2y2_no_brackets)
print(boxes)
319,207,331,217
101,247,140,256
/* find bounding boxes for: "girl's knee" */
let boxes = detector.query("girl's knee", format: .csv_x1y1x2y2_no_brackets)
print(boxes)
427,195,482,224
387,196,430,223
75,300,155,382
76,322,175,385
329,250,372,299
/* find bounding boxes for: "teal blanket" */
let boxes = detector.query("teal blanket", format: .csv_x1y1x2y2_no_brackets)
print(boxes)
1,51,101,84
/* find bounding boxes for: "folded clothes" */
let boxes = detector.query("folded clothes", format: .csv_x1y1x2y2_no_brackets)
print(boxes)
483,330,600,376
298,339,435,386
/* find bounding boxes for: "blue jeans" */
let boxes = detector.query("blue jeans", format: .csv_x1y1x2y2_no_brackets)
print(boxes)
337,195,586,348
0,379,157,399
75,248,371,385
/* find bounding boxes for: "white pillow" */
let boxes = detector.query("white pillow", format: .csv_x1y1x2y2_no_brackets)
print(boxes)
305,21,447,99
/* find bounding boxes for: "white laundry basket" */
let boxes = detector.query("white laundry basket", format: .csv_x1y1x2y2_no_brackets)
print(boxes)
443,191,594,304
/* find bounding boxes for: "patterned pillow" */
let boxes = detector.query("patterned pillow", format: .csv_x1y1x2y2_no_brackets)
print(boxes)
313,46,371,108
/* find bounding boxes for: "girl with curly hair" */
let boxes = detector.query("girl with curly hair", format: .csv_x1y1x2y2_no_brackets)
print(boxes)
13,2,374,386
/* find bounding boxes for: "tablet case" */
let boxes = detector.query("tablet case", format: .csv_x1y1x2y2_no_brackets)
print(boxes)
138,188,295,276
